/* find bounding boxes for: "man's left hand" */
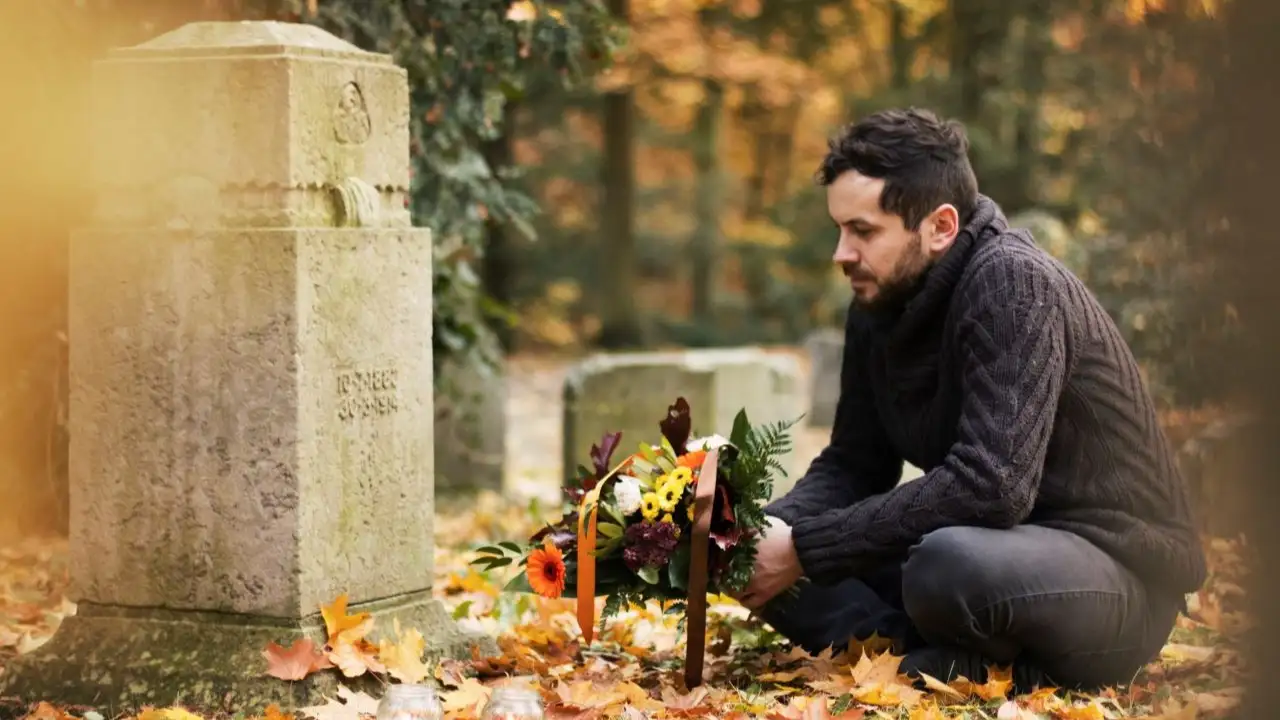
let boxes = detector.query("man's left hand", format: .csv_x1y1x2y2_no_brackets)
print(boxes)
735,516,803,610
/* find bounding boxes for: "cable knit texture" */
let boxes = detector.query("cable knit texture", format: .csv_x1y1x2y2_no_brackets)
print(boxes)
766,195,1207,599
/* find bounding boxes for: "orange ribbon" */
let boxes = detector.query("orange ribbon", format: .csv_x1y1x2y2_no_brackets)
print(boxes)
574,456,632,643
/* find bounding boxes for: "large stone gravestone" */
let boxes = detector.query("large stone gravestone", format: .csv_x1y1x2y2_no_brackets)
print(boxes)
0,21,487,711
563,349,806,500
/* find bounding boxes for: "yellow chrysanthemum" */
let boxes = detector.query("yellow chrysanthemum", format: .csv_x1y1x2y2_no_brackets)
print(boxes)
658,482,682,511
641,492,661,521
669,467,693,487
655,472,671,490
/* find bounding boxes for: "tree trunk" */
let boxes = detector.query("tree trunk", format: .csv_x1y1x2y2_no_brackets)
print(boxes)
1007,1,1052,212
596,0,643,349
691,78,724,327
889,0,911,90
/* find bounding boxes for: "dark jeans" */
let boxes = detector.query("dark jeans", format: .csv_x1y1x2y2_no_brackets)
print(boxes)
757,524,1180,692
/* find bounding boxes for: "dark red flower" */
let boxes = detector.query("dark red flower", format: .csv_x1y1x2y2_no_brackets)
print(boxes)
622,521,681,572
659,398,692,456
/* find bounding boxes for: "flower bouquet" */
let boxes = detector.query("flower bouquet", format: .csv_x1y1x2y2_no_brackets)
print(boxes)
470,396,797,686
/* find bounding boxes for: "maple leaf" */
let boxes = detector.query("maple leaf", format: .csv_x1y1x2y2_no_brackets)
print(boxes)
262,638,334,681
23,702,74,720
916,672,966,703
299,686,379,720
767,694,866,720
440,677,492,714
995,700,1042,720
321,593,373,647
949,665,1013,701
327,636,386,678
378,619,432,684
906,701,949,720
808,651,923,707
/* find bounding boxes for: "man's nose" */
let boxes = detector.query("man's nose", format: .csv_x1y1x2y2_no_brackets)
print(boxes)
833,238,859,265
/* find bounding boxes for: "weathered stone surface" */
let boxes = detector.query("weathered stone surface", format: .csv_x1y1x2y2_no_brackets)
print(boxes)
0,595,493,715
0,20,477,712
562,348,806,499
803,329,844,428
435,354,507,495
89,20,412,230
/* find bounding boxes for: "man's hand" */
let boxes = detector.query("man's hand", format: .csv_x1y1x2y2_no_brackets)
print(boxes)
735,516,803,610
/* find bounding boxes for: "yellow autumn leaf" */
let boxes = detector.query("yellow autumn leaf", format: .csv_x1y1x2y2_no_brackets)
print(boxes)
378,618,432,684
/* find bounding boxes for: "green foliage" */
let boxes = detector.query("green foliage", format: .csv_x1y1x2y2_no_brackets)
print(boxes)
300,0,619,381
717,412,800,594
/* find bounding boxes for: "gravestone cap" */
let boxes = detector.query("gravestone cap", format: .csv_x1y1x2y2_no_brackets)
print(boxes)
89,20,410,229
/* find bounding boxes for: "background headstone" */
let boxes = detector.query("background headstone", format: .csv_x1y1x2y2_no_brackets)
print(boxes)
434,353,507,495
803,328,844,428
562,348,806,500
0,21,488,712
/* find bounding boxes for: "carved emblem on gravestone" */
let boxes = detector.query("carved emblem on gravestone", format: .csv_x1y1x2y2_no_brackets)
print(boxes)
334,81,372,145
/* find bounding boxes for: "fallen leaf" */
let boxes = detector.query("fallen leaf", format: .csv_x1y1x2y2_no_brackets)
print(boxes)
996,701,1041,720
950,665,1013,701
378,619,432,683
23,702,74,720
299,686,379,720
1053,700,1106,720
321,593,373,647
264,704,294,720
263,638,334,681
916,671,965,702
440,677,492,714
1189,688,1243,716
136,709,205,720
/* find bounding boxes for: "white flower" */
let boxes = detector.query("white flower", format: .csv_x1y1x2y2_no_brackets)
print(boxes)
613,475,643,515
686,434,730,452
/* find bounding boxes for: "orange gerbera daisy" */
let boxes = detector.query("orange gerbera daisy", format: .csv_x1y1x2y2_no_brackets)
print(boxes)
526,538,566,599
677,449,707,469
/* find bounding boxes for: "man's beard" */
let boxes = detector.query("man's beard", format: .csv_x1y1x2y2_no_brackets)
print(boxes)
850,235,931,317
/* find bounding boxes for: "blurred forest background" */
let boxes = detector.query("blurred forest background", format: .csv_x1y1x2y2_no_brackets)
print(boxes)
1,0,1238,540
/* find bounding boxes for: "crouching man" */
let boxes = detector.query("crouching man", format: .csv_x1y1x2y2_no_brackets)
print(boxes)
735,107,1206,693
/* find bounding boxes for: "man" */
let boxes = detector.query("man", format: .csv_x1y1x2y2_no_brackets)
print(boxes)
735,108,1207,692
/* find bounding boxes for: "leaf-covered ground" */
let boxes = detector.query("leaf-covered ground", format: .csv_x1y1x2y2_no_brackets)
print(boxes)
0,355,1250,718
1,490,1248,720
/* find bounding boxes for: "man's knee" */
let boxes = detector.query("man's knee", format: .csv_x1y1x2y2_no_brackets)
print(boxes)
901,526,1004,643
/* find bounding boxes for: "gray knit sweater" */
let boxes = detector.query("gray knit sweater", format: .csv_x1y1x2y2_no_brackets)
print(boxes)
765,195,1207,599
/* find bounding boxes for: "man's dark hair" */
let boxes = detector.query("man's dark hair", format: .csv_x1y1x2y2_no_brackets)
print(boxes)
817,107,979,231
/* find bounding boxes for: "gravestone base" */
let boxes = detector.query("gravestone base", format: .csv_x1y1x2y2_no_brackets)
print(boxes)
0,592,495,715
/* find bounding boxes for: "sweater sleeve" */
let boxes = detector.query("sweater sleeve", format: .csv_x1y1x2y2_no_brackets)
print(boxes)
789,256,1070,583
763,308,903,528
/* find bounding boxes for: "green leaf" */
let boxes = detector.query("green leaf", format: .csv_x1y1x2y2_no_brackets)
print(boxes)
598,522,623,539
636,565,659,585
504,571,534,593
498,541,524,554
730,409,751,448
451,600,473,620
474,545,505,556
668,544,690,591
629,457,658,477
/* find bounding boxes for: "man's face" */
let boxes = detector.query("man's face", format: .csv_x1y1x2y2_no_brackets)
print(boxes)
827,171,956,313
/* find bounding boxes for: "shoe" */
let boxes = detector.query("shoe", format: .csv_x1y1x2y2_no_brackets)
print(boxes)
900,645,1054,695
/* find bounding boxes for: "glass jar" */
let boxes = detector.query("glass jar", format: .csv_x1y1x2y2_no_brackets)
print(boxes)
479,684,545,720
376,683,444,720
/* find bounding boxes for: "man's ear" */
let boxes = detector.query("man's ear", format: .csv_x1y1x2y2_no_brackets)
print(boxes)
924,204,960,255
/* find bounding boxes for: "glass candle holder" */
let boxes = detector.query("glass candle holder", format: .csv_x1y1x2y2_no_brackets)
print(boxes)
376,683,444,720
479,684,545,720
